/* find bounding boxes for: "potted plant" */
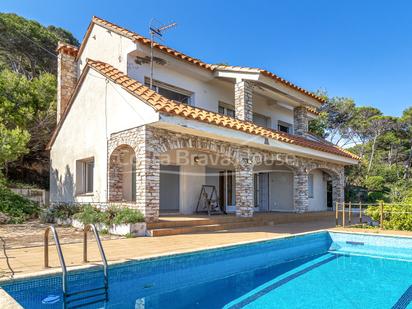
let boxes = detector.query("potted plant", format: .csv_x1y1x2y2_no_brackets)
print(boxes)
72,205,106,230
108,207,146,236
71,205,146,236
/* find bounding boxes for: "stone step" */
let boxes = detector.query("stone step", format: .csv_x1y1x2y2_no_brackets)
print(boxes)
147,216,255,229
147,212,335,237
148,220,265,237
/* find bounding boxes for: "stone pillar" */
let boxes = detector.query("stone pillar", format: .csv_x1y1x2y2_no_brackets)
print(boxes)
294,168,309,213
235,159,254,217
57,42,78,123
135,127,160,222
108,151,124,202
293,106,308,136
234,79,253,122
332,168,345,207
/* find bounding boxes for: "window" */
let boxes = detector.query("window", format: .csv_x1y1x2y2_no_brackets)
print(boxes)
76,158,94,194
218,170,234,208
254,174,259,207
218,103,235,118
278,121,293,134
253,113,270,128
308,174,314,198
144,77,193,105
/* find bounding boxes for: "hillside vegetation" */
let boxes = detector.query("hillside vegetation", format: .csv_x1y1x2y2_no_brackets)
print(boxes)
309,94,412,202
0,13,78,188
0,13,411,206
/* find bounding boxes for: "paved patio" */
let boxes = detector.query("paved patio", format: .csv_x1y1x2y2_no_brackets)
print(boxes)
1,217,411,281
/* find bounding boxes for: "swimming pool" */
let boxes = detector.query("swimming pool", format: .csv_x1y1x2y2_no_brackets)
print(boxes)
1,231,412,308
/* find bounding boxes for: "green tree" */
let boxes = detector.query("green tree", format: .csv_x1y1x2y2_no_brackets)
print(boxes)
0,124,29,169
366,115,397,174
401,107,412,178
0,13,77,187
310,95,356,146
0,69,56,183
364,175,385,192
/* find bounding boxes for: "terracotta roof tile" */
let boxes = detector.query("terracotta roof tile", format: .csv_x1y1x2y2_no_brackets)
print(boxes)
77,16,325,104
86,59,359,160
306,106,320,115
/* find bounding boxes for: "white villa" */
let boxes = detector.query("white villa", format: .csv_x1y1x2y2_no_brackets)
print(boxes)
47,16,359,222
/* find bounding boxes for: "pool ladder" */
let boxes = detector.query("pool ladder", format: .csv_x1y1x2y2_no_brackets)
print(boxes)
44,224,109,308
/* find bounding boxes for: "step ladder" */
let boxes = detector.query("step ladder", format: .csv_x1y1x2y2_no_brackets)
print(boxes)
44,224,109,308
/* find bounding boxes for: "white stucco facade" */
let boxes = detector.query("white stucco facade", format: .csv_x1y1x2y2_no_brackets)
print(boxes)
50,69,158,203
49,18,357,218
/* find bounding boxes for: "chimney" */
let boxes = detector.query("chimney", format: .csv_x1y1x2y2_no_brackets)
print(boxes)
56,42,78,123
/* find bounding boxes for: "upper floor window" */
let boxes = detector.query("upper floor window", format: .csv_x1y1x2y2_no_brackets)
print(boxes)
278,121,293,134
144,77,193,105
76,158,94,194
218,102,235,118
253,113,270,128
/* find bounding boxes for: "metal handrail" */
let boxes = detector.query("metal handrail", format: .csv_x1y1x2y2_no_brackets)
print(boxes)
43,224,109,308
83,224,108,291
44,226,68,296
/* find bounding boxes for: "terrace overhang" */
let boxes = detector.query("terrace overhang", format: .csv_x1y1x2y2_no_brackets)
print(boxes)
213,66,321,109
153,114,359,166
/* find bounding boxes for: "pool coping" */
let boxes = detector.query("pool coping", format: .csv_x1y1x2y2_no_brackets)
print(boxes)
0,228,327,284
0,288,23,309
2,228,412,284
1,228,412,307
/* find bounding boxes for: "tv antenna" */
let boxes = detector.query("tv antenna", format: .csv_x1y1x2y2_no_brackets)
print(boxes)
149,19,177,90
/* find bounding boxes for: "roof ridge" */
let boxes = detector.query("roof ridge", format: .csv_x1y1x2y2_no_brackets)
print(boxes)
76,16,325,103
91,16,212,70
86,59,359,160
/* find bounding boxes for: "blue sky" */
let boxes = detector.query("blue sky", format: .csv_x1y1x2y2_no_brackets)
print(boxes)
3,0,412,116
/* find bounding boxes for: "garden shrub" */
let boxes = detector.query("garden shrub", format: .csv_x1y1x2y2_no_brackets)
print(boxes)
367,191,387,203
73,204,105,225
0,185,40,223
364,176,385,192
73,205,144,226
365,204,412,231
41,203,83,223
112,207,144,225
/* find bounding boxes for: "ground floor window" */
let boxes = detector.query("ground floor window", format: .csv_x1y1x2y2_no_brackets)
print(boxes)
254,174,259,208
76,158,94,194
254,173,270,211
218,170,234,210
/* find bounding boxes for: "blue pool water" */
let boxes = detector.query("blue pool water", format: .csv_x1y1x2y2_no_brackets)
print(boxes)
2,231,412,308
